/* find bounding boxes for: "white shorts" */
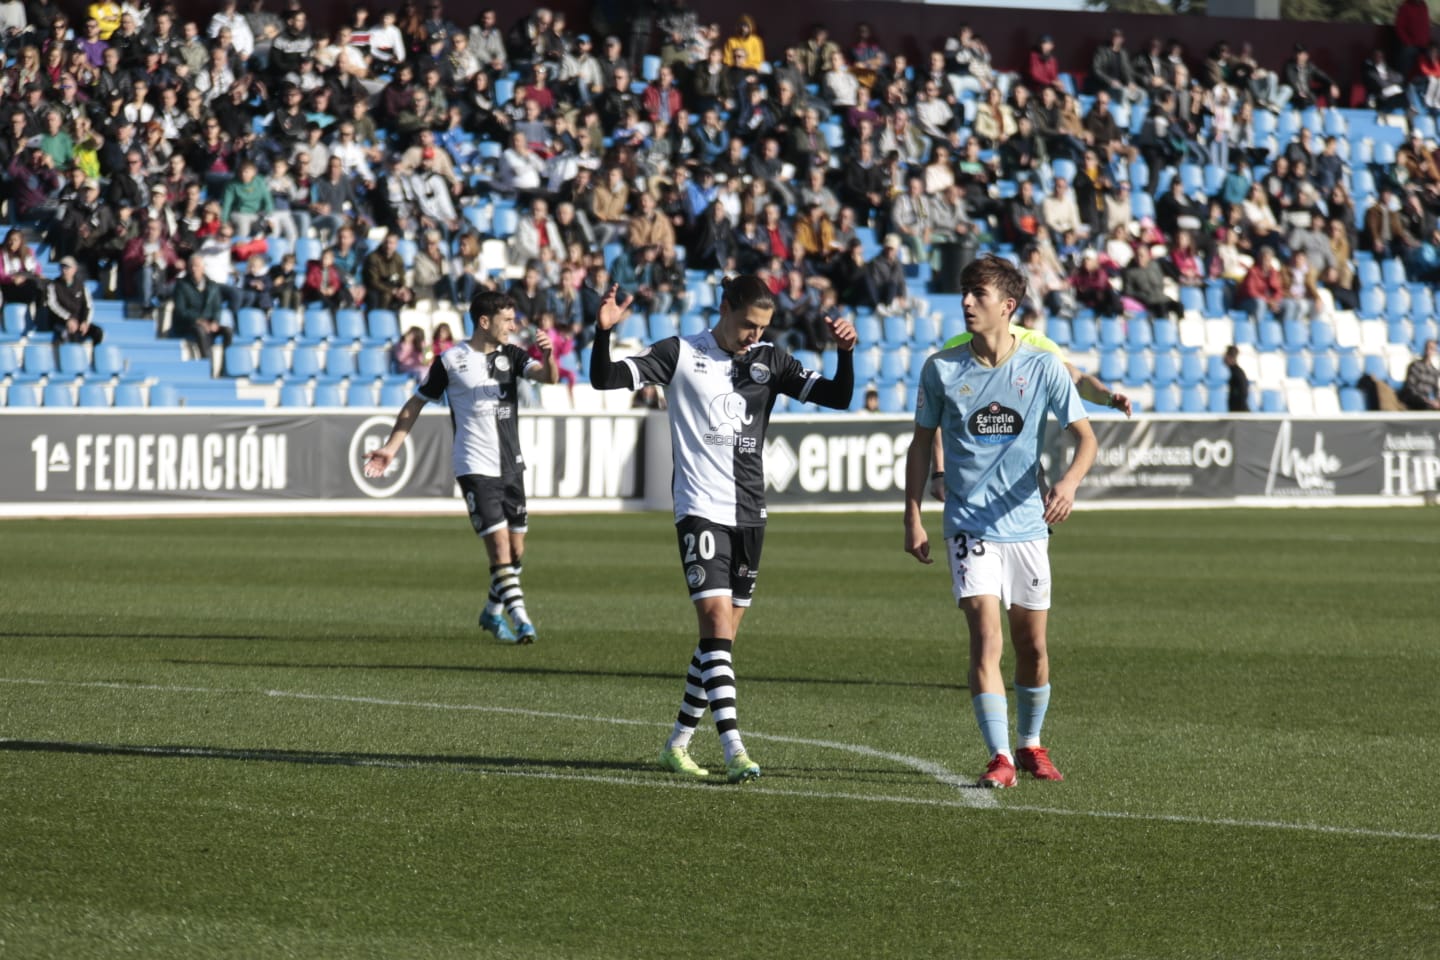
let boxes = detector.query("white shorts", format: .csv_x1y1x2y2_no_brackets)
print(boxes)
945,533,1051,610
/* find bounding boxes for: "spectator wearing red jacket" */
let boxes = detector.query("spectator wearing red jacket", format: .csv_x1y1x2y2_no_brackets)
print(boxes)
1237,248,1286,321
1395,0,1432,76
642,64,684,127
1027,35,1062,94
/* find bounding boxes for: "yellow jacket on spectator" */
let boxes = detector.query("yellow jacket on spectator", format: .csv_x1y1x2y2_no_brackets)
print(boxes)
88,0,121,39
723,16,765,70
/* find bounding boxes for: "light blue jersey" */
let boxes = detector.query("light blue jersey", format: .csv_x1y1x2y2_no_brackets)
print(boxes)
916,339,1087,542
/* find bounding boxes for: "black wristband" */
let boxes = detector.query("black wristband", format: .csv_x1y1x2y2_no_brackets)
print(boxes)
930,471,945,480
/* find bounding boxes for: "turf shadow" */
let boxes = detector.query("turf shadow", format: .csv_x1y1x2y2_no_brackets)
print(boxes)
0,738,655,776
161,659,968,692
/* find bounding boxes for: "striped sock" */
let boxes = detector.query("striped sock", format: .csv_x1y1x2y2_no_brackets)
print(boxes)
489,564,529,626
972,692,1012,762
485,555,523,617
1016,683,1051,748
666,646,707,750
699,637,745,762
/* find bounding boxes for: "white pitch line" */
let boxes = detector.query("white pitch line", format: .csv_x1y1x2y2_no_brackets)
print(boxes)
0,677,995,808
10,676,1440,842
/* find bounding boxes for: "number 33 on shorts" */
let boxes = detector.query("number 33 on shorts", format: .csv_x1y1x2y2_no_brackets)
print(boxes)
945,533,1052,609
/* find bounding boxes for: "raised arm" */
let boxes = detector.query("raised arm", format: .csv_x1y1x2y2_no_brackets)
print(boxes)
799,315,858,408
588,284,638,390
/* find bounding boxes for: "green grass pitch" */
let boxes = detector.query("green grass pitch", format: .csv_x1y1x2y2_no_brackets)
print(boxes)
2,509,1438,959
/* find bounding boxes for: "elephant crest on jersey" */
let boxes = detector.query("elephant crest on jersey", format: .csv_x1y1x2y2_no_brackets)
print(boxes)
704,392,756,449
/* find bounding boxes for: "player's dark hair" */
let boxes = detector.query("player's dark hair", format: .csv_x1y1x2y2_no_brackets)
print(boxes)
719,274,775,314
471,291,517,325
960,254,1026,313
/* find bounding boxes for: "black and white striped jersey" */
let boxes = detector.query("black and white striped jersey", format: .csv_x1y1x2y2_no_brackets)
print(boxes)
622,331,823,526
417,342,539,479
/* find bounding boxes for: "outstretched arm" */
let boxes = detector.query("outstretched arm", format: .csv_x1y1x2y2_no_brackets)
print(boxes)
363,395,427,477
1067,361,1132,416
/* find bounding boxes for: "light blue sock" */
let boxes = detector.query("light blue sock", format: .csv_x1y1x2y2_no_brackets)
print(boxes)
1016,683,1051,748
971,692,1011,761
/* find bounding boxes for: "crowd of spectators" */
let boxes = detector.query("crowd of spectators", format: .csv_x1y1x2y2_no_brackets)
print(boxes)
0,0,1438,389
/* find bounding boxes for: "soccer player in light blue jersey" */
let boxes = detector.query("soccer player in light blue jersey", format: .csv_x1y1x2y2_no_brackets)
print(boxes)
903,255,1097,789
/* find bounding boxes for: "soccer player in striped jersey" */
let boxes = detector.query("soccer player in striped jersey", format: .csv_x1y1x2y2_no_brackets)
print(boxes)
904,255,1097,788
364,291,558,643
928,326,1130,501
588,275,858,783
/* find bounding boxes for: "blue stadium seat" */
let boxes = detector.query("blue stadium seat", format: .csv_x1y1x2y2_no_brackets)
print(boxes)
1388,319,1411,345
296,238,323,265
304,309,336,340
279,383,309,406
1070,316,1097,351
1045,318,1071,348
1286,354,1308,379
78,383,109,407
1207,385,1231,413
1178,352,1205,387
224,348,257,377
647,314,679,340
1357,259,1382,289
493,206,519,237
290,345,322,377
312,382,345,406
1099,350,1124,383
379,382,412,407
325,349,355,378
1152,317,1178,351
1179,287,1203,315
6,382,40,406
57,343,88,375
366,310,400,343
149,384,180,407
1232,315,1257,346
853,313,882,345
1409,284,1435,320
1363,353,1389,382
22,343,54,375
336,309,367,341
877,383,908,414
42,383,75,407
1204,284,1227,318
908,349,929,381
396,238,417,269
1282,320,1308,353
882,315,909,347
1311,353,1338,386
679,312,709,337
1382,257,1407,288
1337,352,1363,386
3,302,31,333
1152,352,1179,386
1260,388,1285,412
1098,317,1123,350
1339,387,1366,412
258,346,288,378
237,308,268,341
356,348,391,379
1123,352,1152,386
113,382,146,407
1205,354,1229,387
495,77,515,105
878,351,906,384
911,313,938,345
617,314,646,342
1151,385,1179,413
1180,384,1206,412
268,309,301,341
1309,321,1335,351
1252,319,1281,352
1125,319,1152,351
849,347,878,383
1414,319,1440,353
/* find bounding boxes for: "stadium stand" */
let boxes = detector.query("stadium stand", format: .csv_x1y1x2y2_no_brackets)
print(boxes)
0,3,1434,415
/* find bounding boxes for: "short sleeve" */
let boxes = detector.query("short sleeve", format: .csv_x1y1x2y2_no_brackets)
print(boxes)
1043,354,1087,427
623,336,682,387
915,355,943,429
416,356,447,401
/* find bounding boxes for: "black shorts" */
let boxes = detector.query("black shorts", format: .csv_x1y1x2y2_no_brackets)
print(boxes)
458,474,528,537
675,515,765,607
